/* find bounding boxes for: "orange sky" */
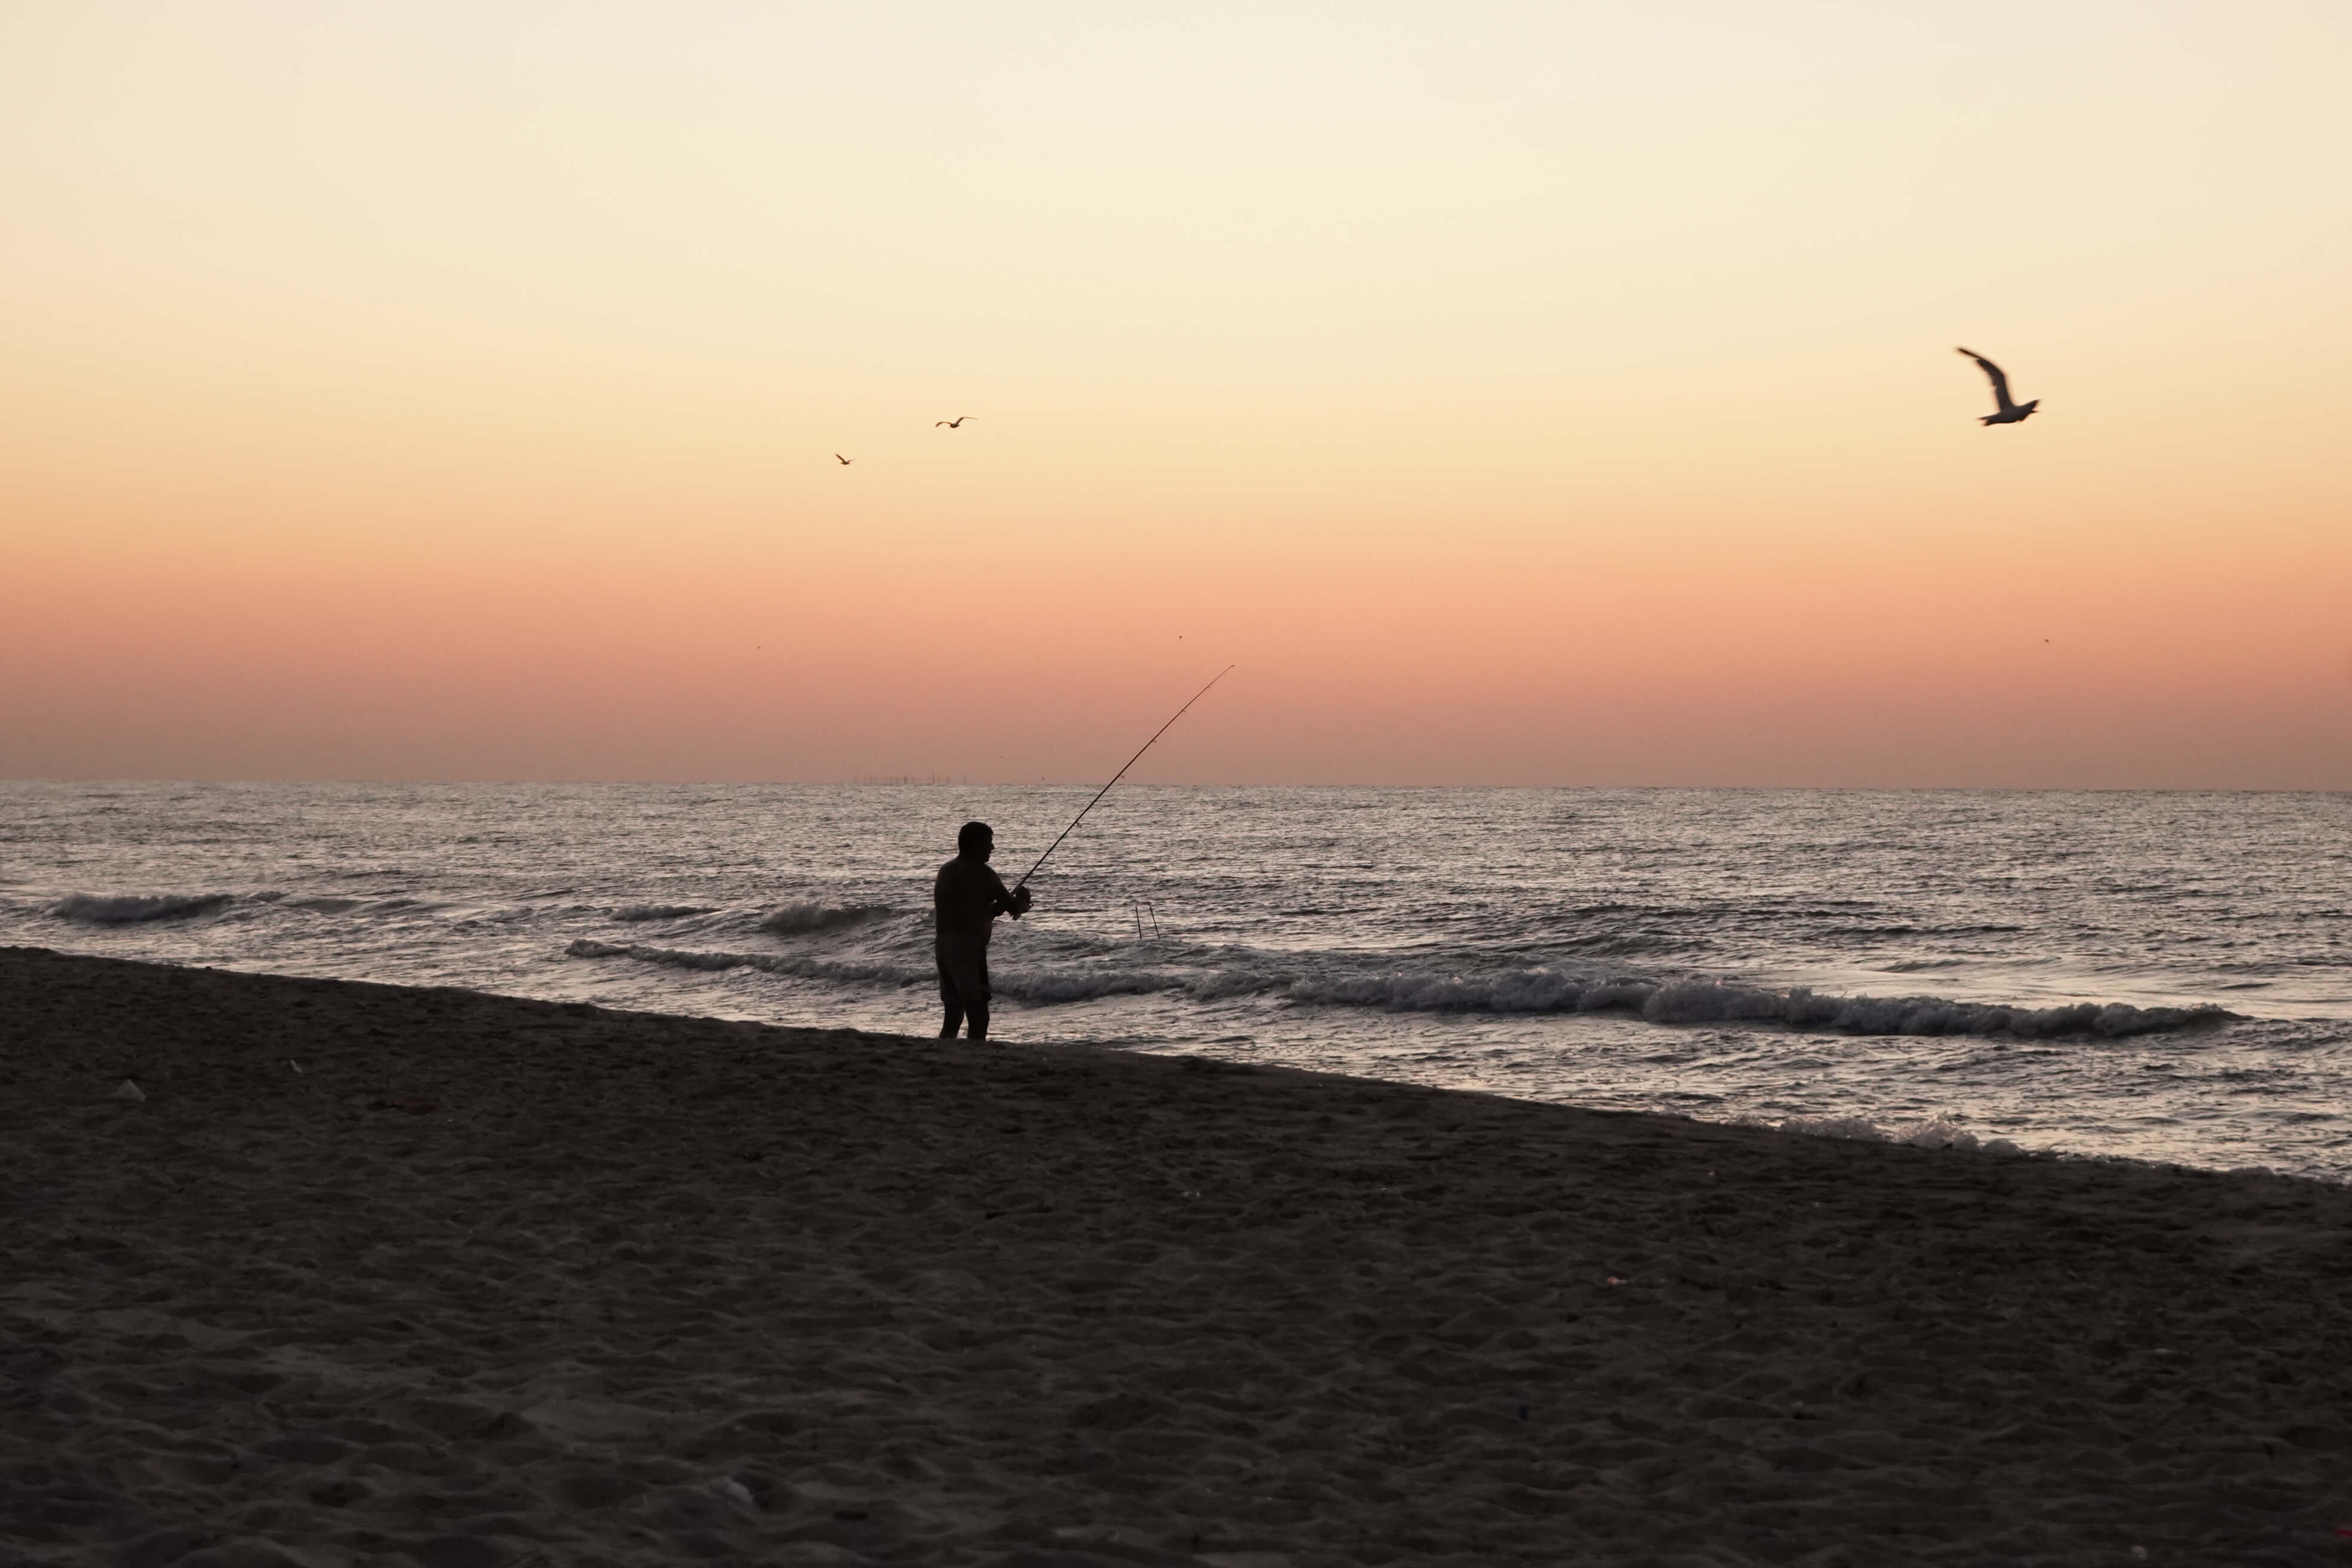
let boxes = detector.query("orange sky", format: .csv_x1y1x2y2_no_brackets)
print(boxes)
4,2,2348,786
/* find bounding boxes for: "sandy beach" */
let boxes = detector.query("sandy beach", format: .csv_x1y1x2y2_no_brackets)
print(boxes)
3,947,2348,1567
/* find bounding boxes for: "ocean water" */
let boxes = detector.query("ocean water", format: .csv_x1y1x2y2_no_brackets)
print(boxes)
2,782,2345,1181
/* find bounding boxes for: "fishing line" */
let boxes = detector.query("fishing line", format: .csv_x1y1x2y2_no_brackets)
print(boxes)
1013,665,1235,892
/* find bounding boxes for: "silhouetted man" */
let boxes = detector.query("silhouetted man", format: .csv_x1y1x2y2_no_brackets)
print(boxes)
934,820,1031,1042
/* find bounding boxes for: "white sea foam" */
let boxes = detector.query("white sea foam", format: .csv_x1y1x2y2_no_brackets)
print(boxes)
50,893,235,925
1645,981,2231,1039
1762,1114,2023,1156
1281,966,2230,1037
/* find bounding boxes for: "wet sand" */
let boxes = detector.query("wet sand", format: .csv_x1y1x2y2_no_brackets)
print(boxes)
3,945,2349,1567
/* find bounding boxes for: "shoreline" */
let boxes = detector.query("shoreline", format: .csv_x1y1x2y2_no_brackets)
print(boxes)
17,935,2330,1186
5,946,2350,1565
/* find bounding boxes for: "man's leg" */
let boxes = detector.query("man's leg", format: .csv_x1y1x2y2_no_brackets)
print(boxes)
936,935,996,1042
959,945,988,1043
938,951,965,1038
966,946,993,1042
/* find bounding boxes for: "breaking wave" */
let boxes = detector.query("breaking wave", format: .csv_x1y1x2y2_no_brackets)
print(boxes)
566,939,926,988
758,902,893,937
50,893,235,926
563,939,2234,1041
1287,969,2231,1037
566,939,1178,1003
1755,1114,2024,1155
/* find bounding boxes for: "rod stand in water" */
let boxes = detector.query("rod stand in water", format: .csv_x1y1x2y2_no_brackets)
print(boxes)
1014,666,1235,892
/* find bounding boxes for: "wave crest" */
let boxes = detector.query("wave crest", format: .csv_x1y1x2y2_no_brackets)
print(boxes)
1649,981,2231,1039
612,904,718,923
759,902,893,938
51,893,235,925
566,939,926,988
1279,967,2229,1038
564,939,2233,1043
1761,1114,2024,1155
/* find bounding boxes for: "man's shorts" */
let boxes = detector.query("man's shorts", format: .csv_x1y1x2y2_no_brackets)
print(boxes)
935,933,991,1006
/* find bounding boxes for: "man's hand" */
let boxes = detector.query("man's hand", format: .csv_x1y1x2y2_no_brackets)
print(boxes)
1010,886,1034,917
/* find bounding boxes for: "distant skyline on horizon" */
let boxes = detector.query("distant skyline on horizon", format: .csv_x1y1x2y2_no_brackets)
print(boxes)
8,779,2350,798
5,2,2348,790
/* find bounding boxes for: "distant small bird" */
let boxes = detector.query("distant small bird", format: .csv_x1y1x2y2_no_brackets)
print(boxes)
834,454,853,465
935,416,973,428
1956,348,2038,425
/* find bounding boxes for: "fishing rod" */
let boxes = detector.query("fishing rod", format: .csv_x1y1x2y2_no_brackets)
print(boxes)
1013,665,1235,892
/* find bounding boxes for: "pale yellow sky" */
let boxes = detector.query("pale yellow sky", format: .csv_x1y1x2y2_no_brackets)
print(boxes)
3,2,2348,783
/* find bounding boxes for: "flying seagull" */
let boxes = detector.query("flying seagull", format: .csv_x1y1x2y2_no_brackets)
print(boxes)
834,453,853,465
1956,348,2038,425
935,416,973,428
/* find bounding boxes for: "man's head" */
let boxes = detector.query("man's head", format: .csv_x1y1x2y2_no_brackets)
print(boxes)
957,820,994,859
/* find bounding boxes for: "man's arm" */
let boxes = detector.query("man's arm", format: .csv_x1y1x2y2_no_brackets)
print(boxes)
987,868,1033,920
